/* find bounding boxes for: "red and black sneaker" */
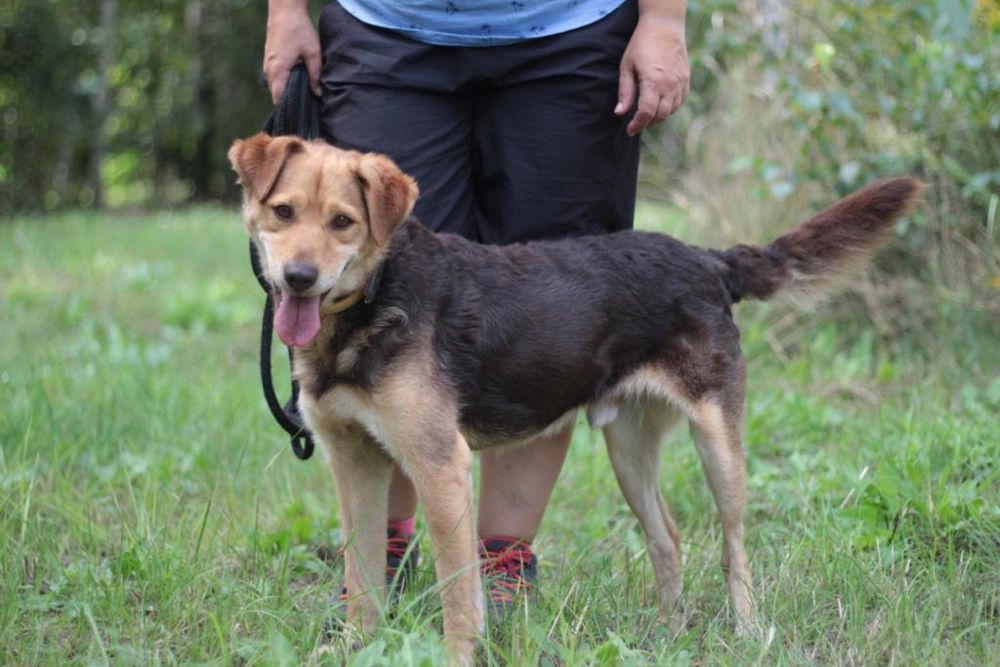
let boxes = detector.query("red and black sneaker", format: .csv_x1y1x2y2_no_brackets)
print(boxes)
480,535,538,620
323,527,419,635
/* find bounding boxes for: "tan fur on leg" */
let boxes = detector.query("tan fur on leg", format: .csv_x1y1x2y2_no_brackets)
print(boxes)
349,352,483,663
330,449,392,631
406,436,481,664
687,400,757,633
604,400,685,628
302,402,394,634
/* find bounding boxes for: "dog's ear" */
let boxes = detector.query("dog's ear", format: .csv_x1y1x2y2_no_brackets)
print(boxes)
356,153,419,246
227,133,304,202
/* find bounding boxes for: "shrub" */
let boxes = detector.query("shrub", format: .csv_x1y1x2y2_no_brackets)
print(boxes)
644,0,1000,335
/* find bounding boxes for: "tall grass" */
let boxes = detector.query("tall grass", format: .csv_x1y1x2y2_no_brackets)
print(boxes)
1,208,997,664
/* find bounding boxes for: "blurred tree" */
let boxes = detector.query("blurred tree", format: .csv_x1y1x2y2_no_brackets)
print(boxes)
1,0,85,211
91,0,117,209
0,0,996,219
0,0,282,212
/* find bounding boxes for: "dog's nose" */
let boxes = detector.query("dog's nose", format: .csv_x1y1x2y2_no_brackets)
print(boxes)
283,262,319,292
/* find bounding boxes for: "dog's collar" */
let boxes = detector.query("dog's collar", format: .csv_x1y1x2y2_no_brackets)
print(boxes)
319,262,385,316
320,288,364,315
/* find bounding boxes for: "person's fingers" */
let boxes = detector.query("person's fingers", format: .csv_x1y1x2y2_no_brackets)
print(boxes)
304,48,322,97
267,66,290,106
652,96,673,125
671,90,684,116
626,79,660,136
675,86,688,111
654,88,685,126
616,61,636,116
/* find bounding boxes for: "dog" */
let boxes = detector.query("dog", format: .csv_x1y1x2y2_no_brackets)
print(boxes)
228,132,921,662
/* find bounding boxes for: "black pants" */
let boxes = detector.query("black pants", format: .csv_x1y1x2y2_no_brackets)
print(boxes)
319,1,639,244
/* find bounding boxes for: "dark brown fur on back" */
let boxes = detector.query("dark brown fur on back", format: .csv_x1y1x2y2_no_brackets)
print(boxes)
300,177,922,446
302,223,740,443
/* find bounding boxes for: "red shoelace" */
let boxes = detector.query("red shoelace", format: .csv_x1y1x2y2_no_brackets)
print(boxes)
481,540,535,604
385,534,411,580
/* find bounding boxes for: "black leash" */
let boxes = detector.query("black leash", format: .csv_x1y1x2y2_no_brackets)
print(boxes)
252,63,320,460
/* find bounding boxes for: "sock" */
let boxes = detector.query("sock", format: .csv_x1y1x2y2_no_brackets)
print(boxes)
388,515,416,536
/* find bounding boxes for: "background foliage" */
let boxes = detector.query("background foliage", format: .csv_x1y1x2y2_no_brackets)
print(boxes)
1,1,997,214
648,0,1000,330
1,0,281,211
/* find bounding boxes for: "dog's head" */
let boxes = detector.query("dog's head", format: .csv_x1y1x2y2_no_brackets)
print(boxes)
228,133,418,347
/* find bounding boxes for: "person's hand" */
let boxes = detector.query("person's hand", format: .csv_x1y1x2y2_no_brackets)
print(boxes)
615,16,690,136
263,6,322,105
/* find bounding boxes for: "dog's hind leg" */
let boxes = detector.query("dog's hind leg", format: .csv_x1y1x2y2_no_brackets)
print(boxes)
686,395,758,634
603,399,685,627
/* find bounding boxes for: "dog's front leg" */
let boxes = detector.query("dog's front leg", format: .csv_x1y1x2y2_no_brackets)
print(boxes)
325,431,393,634
402,431,482,664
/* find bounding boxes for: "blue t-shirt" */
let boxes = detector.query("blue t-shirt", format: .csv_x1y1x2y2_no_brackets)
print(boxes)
337,0,629,47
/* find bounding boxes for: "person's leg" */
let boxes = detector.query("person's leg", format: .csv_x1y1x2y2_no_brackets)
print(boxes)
474,2,640,546
477,427,572,540
471,5,641,618
472,1,641,245
319,2,478,529
319,2,477,237
388,466,419,522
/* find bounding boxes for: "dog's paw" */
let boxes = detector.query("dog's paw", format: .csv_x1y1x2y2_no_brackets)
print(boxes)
735,613,771,643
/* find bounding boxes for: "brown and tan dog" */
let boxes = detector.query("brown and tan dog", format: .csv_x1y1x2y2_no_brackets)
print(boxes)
228,132,921,662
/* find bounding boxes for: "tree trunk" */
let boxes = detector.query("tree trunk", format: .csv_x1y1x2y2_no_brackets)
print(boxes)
186,0,216,200
89,0,117,209
52,117,77,207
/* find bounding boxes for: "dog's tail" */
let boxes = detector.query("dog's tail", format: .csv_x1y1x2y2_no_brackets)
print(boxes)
717,178,924,304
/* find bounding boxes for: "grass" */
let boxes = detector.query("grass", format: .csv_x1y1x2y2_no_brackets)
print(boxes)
1,206,998,665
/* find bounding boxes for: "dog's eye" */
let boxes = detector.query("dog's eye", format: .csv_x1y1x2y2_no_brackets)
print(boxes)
273,204,294,221
331,214,354,231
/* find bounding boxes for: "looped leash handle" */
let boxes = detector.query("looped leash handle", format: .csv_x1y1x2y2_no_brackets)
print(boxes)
251,62,321,460
264,63,321,140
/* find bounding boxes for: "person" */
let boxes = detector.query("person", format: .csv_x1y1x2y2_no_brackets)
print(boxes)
263,0,690,619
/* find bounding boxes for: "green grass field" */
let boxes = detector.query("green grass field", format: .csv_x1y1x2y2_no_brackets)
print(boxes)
1,207,998,665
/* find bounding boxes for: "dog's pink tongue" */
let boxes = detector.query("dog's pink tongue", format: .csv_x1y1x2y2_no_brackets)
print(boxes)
275,293,322,347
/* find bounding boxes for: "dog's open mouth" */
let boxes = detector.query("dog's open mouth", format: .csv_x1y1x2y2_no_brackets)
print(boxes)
273,288,328,348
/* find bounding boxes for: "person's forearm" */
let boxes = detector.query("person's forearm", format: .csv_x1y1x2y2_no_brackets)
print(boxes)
638,0,686,24
268,0,309,16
